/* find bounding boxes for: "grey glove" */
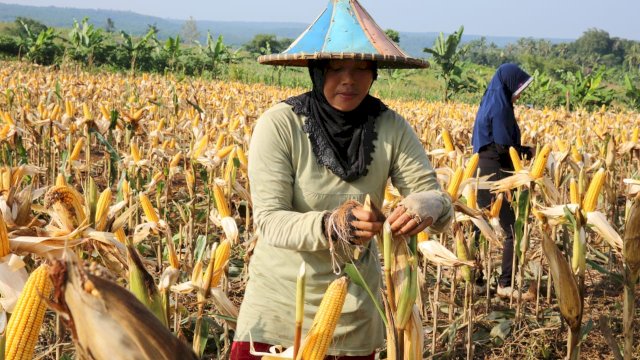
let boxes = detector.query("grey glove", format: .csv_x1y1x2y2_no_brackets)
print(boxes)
399,190,452,233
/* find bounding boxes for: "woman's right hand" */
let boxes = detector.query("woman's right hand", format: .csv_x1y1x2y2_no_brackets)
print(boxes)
349,205,384,245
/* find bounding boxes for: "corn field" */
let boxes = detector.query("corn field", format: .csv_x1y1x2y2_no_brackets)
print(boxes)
0,60,639,359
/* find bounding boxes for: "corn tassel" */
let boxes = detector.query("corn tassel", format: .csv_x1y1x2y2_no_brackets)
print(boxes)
530,144,551,179
6,264,53,360
297,277,348,360
582,168,606,213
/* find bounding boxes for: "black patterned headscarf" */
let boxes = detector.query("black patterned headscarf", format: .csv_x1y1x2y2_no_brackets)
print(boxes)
284,60,387,182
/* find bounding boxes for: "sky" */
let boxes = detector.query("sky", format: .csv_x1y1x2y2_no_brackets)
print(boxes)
9,0,640,41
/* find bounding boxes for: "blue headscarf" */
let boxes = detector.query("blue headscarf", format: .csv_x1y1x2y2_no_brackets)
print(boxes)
472,64,532,153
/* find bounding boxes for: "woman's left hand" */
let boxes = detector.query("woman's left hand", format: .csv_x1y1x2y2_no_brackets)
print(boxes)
387,204,433,236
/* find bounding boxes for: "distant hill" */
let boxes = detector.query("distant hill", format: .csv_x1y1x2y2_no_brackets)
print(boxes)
0,2,572,57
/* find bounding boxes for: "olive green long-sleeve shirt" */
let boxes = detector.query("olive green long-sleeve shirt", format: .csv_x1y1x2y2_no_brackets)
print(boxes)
234,102,452,356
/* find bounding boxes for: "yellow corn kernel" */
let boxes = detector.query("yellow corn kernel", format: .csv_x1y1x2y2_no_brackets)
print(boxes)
130,142,142,163
169,152,182,168
447,167,463,198
94,188,112,231
83,103,92,121
213,183,231,218
582,168,606,213
210,239,231,288
462,153,479,180
6,264,53,360
216,144,235,159
139,193,159,223
570,146,583,163
0,215,10,258
68,137,85,162
466,185,477,209
530,144,551,179
490,193,504,218
214,133,225,151
298,277,348,360
65,100,74,118
114,227,127,243
192,135,208,159
442,129,454,152
417,231,429,243
509,147,523,172
569,178,580,205
235,146,248,168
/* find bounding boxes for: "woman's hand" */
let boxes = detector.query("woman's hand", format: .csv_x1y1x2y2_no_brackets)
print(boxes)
387,204,433,237
349,205,384,245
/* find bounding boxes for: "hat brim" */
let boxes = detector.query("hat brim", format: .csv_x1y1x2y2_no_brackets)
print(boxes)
258,52,429,69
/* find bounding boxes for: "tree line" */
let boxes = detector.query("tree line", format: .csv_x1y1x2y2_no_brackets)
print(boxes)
0,17,638,111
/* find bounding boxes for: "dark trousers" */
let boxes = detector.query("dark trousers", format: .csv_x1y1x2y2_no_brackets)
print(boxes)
477,156,516,288
230,341,375,360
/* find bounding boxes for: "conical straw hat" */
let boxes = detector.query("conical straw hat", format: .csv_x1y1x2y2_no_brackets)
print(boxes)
258,0,428,69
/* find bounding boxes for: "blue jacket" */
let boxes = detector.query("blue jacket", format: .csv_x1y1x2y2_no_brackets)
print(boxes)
472,64,532,154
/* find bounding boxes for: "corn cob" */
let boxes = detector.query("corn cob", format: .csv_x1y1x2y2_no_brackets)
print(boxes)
462,153,479,180
213,183,231,218
509,147,523,172
490,193,504,218
530,144,551,179
94,188,112,231
297,277,348,360
209,239,231,288
68,137,85,162
569,178,579,205
130,142,142,163
632,127,639,143
192,135,208,159
83,103,92,121
216,144,235,159
442,129,454,152
582,168,606,213
0,215,10,258
447,167,464,198
44,185,86,231
6,264,53,360
139,193,159,223
570,146,583,163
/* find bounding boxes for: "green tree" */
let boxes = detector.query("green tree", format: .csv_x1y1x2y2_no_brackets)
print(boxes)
181,16,201,44
120,29,157,74
385,29,400,43
15,20,60,65
423,25,470,102
68,18,106,67
105,18,116,33
244,34,291,55
10,17,47,38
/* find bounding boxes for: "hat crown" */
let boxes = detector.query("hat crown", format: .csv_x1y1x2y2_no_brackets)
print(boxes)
258,0,428,69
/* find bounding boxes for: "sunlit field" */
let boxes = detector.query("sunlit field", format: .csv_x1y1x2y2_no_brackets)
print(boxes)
0,60,639,359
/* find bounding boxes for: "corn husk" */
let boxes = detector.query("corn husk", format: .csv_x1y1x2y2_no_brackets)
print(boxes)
48,256,198,360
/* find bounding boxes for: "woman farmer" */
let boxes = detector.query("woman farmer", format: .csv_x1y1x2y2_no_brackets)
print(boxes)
231,0,453,358
471,63,534,299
